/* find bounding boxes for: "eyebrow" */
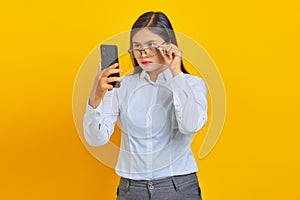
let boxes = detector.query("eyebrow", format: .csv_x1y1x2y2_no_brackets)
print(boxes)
132,40,159,45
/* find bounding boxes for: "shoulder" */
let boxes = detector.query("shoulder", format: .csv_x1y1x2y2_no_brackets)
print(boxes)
122,73,138,81
121,73,139,84
182,73,206,88
116,73,139,91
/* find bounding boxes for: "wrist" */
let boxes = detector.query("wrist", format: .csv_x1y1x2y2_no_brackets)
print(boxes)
89,91,105,108
95,91,105,100
171,69,182,77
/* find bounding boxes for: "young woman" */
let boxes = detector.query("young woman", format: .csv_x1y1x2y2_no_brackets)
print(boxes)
83,11,207,200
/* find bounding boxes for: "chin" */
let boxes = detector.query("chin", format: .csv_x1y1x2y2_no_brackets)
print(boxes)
140,63,162,72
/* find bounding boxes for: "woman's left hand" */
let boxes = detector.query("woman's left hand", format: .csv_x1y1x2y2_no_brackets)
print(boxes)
158,43,182,76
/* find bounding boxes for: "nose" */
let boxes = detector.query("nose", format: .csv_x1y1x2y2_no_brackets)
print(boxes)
140,50,148,58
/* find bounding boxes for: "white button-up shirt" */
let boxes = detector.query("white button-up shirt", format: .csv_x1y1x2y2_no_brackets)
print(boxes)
83,68,207,180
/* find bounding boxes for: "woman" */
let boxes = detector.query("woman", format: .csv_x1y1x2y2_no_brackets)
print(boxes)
83,11,207,200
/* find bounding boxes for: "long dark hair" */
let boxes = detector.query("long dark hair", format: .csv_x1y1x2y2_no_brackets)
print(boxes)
129,11,189,74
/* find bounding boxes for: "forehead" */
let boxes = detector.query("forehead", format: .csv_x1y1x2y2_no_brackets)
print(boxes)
132,28,164,44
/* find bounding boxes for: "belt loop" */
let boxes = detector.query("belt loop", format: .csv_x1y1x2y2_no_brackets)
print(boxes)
171,176,179,191
126,179,131,191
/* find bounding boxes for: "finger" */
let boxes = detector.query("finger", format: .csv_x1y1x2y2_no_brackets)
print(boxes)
170,49,182,57
176,48,182,57
164,43,174,51
170,54,182,69
107,84,113,91
165,44,179,52
166,45,178,55
165,45,172,52
101,62,119,72
103,64,122,77
108,68,123,75
102,83,114,91
107,62,119,69
157,47,167,58
173,54,181,63
98,62,118,75
165,48,173,59
158,46,172,61
103,69,123,78
163,46,173,58
166,47,182,58
98,62,102,74
106,76,122,83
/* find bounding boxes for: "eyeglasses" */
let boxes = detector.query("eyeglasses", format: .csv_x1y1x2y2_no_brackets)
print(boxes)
128,42,166,59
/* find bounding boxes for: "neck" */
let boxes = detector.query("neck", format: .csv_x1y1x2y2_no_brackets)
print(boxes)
148,66,168,82
149,73,158,82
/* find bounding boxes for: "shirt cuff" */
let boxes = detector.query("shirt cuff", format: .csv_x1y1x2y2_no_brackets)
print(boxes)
85,101,103,122
169,73,190,93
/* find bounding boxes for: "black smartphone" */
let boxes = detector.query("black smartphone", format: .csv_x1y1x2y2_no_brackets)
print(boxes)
100,44,120,88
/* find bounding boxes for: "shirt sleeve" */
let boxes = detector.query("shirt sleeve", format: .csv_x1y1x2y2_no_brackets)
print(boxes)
169,73,208,134
83,89,119,146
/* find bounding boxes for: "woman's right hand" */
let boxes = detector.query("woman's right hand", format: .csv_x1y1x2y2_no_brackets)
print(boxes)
88,62,122,108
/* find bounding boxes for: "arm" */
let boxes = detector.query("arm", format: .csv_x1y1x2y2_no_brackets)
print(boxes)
83,62,122,146
170,74,208,134
158,43,207,134
83,89,119,146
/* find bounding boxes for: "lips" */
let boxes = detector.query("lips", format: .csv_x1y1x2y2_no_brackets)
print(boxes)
141,61,152,65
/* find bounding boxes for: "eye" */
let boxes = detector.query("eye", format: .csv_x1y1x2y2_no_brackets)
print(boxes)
133,43,140,48
148,42,157,47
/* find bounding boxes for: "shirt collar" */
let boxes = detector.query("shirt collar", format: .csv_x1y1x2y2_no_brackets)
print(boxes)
140,68,173,83
140,70,149,80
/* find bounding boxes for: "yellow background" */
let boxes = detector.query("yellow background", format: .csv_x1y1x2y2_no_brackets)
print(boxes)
1,0,299,199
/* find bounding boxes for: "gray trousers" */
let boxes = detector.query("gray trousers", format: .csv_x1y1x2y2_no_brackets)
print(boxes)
116,173,202,200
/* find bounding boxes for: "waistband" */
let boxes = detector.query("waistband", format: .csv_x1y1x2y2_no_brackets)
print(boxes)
119,173,198,191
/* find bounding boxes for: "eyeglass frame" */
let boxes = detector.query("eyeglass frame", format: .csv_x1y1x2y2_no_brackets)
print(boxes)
128,42,167,59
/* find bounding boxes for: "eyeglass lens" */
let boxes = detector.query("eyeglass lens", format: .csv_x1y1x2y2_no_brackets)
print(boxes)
132,47,158,58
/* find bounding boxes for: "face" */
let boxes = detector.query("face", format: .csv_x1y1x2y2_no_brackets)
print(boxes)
131,28,167,74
